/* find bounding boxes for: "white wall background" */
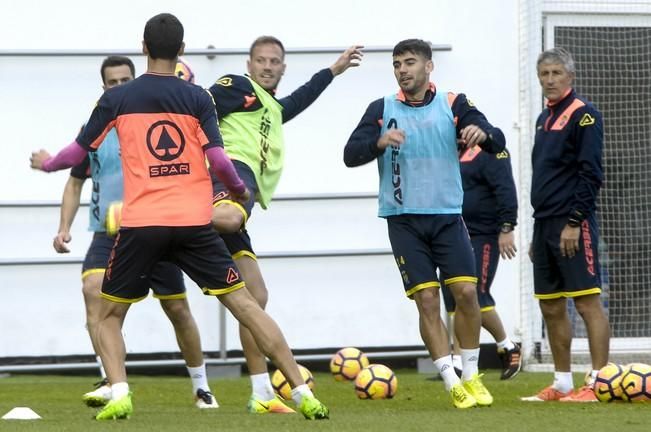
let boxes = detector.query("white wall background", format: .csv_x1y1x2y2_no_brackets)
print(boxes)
0,0,522,358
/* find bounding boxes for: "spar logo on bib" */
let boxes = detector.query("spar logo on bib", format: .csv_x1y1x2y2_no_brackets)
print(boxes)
146,120,190,177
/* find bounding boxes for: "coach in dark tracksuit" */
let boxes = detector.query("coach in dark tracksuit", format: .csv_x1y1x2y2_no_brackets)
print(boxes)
522,47,609,403
442,145,522,380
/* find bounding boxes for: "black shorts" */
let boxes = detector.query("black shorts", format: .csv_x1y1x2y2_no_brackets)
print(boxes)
387,214,477,299
102,225,244,303
442,234,499,313
532,215,601,299
83,232,186,299
212,160,257,258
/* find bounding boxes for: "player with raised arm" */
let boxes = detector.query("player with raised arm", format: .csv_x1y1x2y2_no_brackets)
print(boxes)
206,36,362,414
344,38,505,409
31,13,328,421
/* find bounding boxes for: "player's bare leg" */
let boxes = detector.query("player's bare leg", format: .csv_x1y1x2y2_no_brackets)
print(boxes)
413,288,478,408
234,256,269,375
219,288,328,419
82,273,105,355
211,203,244,233
93,300,133,420
539,297,572,372
413,289,451,359
449,281,481,353
80,272,114,406
160,298,204,367
160,298,218,408
574,294,610,370
480,309,507,342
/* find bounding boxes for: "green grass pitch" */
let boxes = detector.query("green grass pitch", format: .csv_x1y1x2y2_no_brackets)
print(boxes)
0,370,648,431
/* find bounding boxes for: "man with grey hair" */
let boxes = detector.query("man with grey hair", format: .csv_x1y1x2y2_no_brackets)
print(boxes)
522,47,609,402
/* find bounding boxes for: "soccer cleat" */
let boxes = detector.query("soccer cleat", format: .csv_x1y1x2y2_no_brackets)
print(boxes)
95,393,132,420
450,383,477,409
520,385,572,402
83,378,111,407
297,395,329,420
462,373,493,406
195,389,219,409
247,395,295,414
498,344,522,380
559,385,598,403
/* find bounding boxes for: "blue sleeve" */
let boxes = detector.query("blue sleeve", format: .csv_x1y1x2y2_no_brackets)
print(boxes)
344,98,385,167
198,89,224,150
207,75,256,120
483,149,518,226
452,93,505,153
570,106,603,220
76,90,118,152
279,68,334,123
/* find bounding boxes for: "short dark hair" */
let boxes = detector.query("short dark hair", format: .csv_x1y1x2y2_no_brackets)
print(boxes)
100,56,135,84
249,36,285,58
392,39,432,60
143,13,184,60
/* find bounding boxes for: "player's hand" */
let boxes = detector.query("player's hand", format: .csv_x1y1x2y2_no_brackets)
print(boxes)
377,129,405,150
330,45,364,76
53,231,71,253
498,231,517,259
231,187,250,204
30,149,51,171
560,224,580,258
459,125,486,149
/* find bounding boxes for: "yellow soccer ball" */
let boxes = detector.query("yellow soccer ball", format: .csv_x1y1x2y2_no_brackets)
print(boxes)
354,364,398,400
621,363,651,402
330,347,369,381
594,363,627,402
105,201,123,237
271,364,314,400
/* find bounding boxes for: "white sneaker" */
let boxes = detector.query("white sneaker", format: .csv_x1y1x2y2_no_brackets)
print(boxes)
195,389,219,409
82,378,112,407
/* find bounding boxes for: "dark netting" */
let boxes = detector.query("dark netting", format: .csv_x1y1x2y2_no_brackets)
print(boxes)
556,26,651,337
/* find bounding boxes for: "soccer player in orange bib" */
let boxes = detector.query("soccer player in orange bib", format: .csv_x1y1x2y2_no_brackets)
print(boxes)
31,13,329,421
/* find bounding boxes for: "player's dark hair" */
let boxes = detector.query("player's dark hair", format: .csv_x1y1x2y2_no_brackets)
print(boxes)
100,56,135,84
393,39,432,60
143,13,184,60
249,35,285,59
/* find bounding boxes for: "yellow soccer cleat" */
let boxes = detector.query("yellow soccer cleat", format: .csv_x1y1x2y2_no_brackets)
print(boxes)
462,373,493,406
450,383,477,409
297,395,329,420
95,393,132,420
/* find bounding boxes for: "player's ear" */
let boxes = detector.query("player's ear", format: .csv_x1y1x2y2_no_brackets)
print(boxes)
247,59,252,75
426,60,433,74
142,40,149,55
281,63,286,76
178,42,185,57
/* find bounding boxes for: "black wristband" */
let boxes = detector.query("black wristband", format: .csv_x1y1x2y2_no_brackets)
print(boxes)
500,223,514,233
